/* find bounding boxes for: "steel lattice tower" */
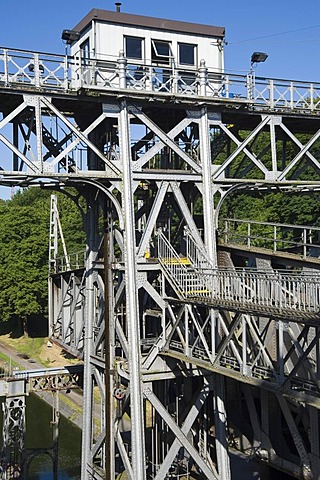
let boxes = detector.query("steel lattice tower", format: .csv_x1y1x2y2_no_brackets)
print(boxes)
0,9,320,479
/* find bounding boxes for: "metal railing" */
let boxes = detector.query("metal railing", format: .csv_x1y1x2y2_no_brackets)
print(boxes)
184,227,213,270
0,48,68,91
209,267,320,312
56,250,86,273
178,266,320,317
157,230,320,318
1,47,320,113
221,218,320,258
157,230,192,295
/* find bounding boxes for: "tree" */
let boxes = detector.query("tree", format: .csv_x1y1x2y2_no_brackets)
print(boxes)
0,187,85,335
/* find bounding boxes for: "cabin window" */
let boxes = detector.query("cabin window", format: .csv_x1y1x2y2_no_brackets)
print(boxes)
151,40,172,65
81,39,90,65
125,36,143,60
179,43,196,66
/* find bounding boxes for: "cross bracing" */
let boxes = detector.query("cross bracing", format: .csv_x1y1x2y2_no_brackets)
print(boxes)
1,46,320,480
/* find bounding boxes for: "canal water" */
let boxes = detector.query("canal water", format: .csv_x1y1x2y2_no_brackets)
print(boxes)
1,393,81,479
1,393,294,479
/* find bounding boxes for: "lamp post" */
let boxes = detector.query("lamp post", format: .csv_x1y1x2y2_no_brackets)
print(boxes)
61,30,81,44
61,30,81,56
250,51,268,72
248,51,268,100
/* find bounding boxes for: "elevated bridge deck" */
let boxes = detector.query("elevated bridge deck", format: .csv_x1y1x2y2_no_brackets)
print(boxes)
157,227,320,324
0,47,320,115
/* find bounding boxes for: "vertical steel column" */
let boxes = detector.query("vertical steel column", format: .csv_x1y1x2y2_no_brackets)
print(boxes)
199,106,216,265
309,407,320,476
270,117,278,176
81,193,99,480
104,199,115,479
278,321,284,382
49,195,59,273
118,100,146,479
199,106,230,479
52,391,59,480
13,120,19,171
34,96,43,172
1,394,26,479
213,374,231,480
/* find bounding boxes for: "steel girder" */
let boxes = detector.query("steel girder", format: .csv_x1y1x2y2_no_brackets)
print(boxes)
2,87,320,480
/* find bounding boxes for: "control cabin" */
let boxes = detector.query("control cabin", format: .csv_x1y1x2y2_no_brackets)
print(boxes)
65,8,225,92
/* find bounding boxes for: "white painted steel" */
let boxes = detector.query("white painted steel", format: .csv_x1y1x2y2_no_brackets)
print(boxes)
119,100,147,480
1,48,320,113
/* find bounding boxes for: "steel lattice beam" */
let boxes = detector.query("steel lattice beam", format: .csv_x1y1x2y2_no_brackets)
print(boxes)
1,65,320,480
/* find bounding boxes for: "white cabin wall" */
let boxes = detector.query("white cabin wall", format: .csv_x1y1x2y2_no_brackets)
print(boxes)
70,20,224,71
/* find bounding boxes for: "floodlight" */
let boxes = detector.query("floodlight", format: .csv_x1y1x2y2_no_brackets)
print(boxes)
251,52,268,64
61,30,81,44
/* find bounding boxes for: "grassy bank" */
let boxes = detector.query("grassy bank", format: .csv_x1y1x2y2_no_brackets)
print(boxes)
0,318,80,368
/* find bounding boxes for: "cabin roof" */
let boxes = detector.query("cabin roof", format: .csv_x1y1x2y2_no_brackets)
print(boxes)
72,9,225,39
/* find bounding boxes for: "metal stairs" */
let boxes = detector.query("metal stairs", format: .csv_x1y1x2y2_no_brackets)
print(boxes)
157,230,320,323
156,230,211,298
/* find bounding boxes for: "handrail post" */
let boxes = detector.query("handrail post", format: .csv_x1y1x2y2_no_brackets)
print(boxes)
290,81,294,110
246,72,254,100
3,49,9,85
303,228,307,258
118,50,127,89
172,69,179,95
64,55,69,91
33,53,41,88
199,59,208,96
269,79,274,109
310,84,314,111
146,66,153,91
224,219,228,244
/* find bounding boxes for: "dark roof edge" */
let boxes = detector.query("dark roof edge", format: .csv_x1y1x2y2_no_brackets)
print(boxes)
72,9,225,38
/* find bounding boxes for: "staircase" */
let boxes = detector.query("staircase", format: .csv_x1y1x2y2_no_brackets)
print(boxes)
157,230,320,322
156,230,211,298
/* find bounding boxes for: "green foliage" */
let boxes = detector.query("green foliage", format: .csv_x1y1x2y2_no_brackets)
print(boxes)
0,191,49,325
218,127,320,228
0,188,85,330
222,190,320,228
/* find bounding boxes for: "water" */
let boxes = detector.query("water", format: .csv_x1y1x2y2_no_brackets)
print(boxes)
2,393,82,479
1,393,295,479
23,395,291,480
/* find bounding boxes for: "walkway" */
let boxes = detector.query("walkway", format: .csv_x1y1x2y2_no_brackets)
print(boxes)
157,230,320,323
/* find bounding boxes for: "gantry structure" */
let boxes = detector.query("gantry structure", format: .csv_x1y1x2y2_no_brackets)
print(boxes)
1,7,320,480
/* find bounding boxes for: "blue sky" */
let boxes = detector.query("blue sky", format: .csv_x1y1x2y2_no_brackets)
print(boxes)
1,0,320,198
1,0,320,80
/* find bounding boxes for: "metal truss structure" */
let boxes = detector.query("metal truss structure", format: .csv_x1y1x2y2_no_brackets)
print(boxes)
1,48,320,479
